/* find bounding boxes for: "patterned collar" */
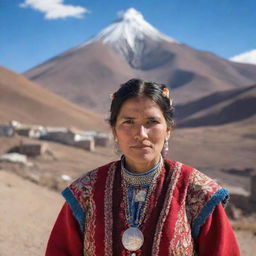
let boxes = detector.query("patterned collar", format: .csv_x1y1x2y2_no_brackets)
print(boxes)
120,155,163,186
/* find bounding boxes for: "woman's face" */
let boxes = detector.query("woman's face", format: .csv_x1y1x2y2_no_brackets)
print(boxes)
112,96,171,173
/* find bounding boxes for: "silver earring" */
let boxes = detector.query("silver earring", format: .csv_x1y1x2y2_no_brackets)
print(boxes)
161,138,169,158
114,138,121,155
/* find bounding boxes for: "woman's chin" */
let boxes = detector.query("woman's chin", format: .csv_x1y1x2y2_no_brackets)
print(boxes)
125,152,160,168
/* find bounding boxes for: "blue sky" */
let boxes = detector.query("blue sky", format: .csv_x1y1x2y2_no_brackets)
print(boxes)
1,0,255,73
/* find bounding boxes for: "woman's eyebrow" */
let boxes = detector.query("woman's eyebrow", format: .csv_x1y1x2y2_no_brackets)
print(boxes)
119,115,161,120
120,116,135,120
146,116,161,120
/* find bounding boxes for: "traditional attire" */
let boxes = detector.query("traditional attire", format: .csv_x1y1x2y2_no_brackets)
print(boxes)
46,158,240,256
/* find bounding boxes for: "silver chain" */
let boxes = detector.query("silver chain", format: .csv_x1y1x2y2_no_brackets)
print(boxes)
121,157,163,228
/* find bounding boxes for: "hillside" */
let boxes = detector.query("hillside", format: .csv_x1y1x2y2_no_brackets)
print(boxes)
176,85,256,127
0,66,107,131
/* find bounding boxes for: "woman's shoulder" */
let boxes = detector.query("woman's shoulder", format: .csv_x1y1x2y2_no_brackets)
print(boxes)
61,159,121,224
164,159,230,238
69,159,121,188
164,158,221,188
164,158,228,203
164,158,195,173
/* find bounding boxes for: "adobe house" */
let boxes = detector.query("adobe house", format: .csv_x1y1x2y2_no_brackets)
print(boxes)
0,124,15,137
94,133,111,147
8,142,48,157
19,143,48,157
74,136,95,151
42,127,75,145
15,127,41,138
78,130,111,147
42,127,95,151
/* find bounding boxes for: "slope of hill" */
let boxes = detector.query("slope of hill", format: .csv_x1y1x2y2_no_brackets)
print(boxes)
0,66,107,130
24,8,256,113
176,85,256,127
24,42,134,112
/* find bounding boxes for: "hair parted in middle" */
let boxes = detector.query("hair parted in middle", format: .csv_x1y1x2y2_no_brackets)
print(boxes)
109,78,175,127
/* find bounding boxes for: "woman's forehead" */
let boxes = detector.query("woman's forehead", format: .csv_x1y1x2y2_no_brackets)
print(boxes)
118,96,163,117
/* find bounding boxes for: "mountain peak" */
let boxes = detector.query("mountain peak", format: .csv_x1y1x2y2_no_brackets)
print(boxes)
82,8,178,68
117,8,144,22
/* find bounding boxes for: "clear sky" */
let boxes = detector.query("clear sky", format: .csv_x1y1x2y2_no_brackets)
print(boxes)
1,0,255,73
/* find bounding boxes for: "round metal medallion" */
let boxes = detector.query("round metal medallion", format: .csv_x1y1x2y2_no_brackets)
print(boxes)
122,227,144,251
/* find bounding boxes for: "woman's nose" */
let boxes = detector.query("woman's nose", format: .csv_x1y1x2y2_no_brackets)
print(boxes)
134,125,148,140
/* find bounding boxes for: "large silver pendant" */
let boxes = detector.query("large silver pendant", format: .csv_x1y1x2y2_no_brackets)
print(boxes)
122,227,144,251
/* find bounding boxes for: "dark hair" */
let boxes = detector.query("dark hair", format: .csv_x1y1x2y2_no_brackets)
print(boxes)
109,78,175,127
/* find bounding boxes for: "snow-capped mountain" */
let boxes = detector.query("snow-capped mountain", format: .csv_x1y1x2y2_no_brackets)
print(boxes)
230,49,256,66
24,8,256,113
82,8,178,68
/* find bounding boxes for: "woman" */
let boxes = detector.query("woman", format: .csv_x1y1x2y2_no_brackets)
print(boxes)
46,79,240,255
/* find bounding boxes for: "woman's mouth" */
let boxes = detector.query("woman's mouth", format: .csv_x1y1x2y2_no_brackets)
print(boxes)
131,144,151,149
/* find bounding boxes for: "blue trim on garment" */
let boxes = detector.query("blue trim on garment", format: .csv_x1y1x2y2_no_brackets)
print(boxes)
191,188,229,239
62,187,85,233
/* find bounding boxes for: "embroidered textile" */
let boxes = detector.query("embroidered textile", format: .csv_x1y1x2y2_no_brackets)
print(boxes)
63,159,229,256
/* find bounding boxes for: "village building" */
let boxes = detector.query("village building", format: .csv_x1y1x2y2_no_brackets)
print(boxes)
0,124,15,137
41,127,74,145
94,133,111,147
42,127,95,151
19,143,48,157
74,136,95,151
15,126,43,139
79,130,111,147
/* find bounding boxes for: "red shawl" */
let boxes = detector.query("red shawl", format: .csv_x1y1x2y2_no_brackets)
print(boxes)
57,159,234,255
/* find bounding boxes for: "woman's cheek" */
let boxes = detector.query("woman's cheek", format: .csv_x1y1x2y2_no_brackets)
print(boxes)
118,126,132,138
150,126,167,138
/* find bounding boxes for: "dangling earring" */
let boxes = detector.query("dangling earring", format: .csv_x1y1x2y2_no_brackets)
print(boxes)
161,138,169,158
114,137,121,155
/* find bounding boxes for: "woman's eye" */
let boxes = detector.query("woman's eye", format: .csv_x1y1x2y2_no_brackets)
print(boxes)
123,119,133,124
148,120,159,124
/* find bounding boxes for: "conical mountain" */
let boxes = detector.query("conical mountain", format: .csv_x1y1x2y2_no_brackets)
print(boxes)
84,8,177,69
24,8,256,113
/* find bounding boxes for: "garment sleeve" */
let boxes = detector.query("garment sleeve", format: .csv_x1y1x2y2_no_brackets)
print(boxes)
197,203,240,256
45,203,83,256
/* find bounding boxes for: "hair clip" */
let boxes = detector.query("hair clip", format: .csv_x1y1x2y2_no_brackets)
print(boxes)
110,93,115,99
162,88,170,98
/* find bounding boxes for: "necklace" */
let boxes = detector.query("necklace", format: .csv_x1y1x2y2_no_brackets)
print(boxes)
121,157,163,252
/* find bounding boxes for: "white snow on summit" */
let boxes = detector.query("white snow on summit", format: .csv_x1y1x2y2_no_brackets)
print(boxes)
230,49,256,66
91,8,177,47
81,8,177,62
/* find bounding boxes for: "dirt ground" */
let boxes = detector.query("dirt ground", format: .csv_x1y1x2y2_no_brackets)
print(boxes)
0,170,64,256
0,169,256,256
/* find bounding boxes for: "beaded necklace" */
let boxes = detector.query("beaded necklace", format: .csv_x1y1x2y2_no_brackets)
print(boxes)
120,156,163,252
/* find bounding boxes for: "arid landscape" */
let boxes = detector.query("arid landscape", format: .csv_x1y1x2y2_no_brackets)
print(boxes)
0,66,255,255
0,120,256,255
1,7,256,255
